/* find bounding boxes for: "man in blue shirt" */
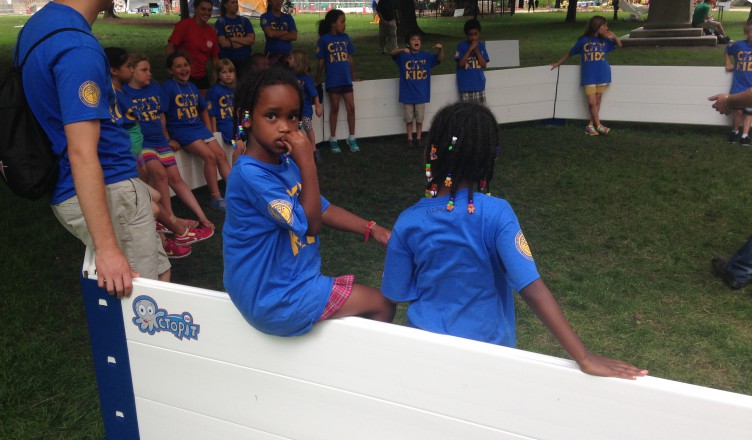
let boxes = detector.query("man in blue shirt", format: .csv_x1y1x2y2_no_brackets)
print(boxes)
19,0,170,297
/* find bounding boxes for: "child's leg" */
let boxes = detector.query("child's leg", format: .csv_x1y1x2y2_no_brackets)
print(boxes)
326,283,395,323
415,104,425,141
406,122,413,140
206,139,231,180
182,139,222,200
342,92,356,136
586,91,601,127
733,109,743,132
743,112,752,136
328,92,341,138
165,165,213,228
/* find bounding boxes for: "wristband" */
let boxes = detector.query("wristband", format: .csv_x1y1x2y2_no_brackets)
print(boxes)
365,221,376,242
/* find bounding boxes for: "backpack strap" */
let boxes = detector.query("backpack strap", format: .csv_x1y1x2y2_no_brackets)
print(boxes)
15,27,94,70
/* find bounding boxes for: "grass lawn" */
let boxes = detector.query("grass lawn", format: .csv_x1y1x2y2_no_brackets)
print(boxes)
1,9,751,439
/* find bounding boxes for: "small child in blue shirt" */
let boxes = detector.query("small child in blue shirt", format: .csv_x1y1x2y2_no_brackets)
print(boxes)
391,33,443,149
288,49,324,165
550,15,621,136
455,19,489,105
162,51,232,211
224,67,395,337
382,102,648,380
724,21,752,146
207,58,237,148
315,9,360,153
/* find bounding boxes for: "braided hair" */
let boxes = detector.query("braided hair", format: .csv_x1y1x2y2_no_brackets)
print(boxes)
233,65,304,142
424,103,499,213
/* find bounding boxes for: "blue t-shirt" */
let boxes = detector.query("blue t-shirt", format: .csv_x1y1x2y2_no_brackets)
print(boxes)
260,11,296,55
454,40,489,93
223,155,333,337
296,74,318,119
115,87,139,130
161,79,210,135
206,83,235,143
394,50,440,104
316,33,355,89
18,2,136,204
122,82,169,147
726,40,752,94
382,190,541,347
215,15,255,61
568,36,616,86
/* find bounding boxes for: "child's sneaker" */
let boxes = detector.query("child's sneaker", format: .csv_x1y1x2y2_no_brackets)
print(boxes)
346,137,360,152
174,226,214,246
329,138,341,153
585,125,599,136
596,124,610,135
156,221,171,234
209,196,226,212
728,131,740,144
164,239,192,259
741,136,751,147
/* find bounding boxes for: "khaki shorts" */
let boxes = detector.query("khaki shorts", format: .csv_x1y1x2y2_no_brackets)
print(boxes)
403,103,426,123
52,178,170,280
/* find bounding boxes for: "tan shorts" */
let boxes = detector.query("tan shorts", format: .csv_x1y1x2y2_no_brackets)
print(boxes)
51,178,170,279
403,103,426,123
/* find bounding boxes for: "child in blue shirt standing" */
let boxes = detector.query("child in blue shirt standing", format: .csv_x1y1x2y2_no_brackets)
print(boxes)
260,0,297,66
382,102,648,380
455,19,489,105
316,9,360,153
724,21,752,146
392,33,444,149
551,16,621,136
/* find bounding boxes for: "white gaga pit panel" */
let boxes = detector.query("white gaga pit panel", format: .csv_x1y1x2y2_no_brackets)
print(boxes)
109,276,752,440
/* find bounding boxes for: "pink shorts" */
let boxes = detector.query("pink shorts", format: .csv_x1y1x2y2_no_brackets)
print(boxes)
318,274,354,321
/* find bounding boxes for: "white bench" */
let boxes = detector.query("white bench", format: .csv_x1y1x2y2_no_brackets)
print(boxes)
80,252,752,439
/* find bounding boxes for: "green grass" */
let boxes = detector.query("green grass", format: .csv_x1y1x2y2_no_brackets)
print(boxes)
1,10,752,439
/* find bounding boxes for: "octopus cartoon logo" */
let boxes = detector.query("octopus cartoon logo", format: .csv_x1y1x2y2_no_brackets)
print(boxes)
268,199,294,226
131,295,200,340
78,81,100,108
515,231,533,261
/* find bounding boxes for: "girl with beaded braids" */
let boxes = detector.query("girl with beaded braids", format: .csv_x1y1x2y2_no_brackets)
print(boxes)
223,66,395,337
382,103,648,380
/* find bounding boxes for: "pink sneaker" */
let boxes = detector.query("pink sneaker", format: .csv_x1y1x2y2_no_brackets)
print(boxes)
156,221,171,234
164,238,192,259
596,124,611,135
174,226,214,246
585,125,599,136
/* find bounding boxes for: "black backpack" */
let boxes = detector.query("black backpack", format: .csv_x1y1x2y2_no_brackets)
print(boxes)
0,27,89,200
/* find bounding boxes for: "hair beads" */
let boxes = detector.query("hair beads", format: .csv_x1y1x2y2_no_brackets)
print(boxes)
444,173,452,188
447,197,455,211
425,164,432,181
430,145,438,161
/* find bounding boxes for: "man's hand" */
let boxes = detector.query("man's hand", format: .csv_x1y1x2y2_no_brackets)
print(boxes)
96,245,139,298
709,94,732,114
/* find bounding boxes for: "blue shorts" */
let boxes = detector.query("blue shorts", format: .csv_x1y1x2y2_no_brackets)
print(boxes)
169,125,214,147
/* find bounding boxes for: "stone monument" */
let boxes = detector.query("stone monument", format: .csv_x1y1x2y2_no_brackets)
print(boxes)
621,0,718,46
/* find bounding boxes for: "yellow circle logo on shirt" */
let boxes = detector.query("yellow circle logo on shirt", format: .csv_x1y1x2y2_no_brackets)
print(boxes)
515,231,533,261
78,81,100,108
269,200,294,226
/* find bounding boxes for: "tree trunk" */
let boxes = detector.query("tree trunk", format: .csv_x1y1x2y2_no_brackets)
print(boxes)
613,0,619,20
180,0,190,19
397,0,424,39
748,4,752,21
565,0,577,22
103,5,118,18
